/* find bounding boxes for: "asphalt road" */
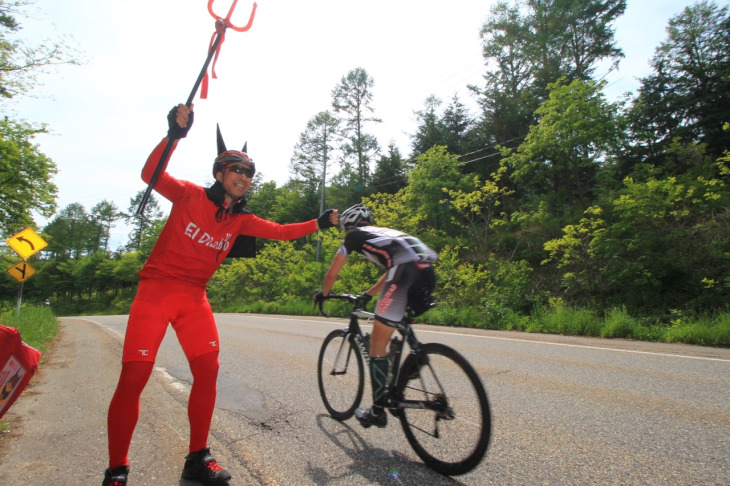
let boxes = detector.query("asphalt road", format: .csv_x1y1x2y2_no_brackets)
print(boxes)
0,314,728,485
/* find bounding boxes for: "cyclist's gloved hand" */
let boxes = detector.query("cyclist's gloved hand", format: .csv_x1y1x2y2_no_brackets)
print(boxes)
317,209,336,230
167,104,194,140
356,292,372,308
313,290,326,304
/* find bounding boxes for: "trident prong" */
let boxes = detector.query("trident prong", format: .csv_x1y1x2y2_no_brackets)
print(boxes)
208,0,258,33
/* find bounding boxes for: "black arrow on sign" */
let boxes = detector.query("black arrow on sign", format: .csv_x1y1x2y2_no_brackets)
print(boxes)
16,236,35,250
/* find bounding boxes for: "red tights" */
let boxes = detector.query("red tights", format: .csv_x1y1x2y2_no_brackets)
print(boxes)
107,352,219,468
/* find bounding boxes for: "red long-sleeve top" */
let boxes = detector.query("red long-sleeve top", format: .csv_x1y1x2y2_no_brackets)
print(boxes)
138,139,317,287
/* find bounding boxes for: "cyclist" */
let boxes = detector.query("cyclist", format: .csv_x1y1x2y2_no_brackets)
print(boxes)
315,203,437,428
103,104,338,486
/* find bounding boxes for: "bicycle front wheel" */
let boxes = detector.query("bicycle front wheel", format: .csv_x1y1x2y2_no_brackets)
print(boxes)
395,342,491,476
317,329,365,420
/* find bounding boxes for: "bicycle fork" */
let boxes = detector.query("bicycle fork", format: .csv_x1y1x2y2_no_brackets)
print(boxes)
329,330,362,376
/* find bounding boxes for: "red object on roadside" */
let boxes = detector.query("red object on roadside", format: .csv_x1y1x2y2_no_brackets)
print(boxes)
0,325,42,419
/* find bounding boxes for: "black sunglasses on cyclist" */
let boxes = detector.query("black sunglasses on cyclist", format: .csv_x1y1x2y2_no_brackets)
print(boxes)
227,164,254,178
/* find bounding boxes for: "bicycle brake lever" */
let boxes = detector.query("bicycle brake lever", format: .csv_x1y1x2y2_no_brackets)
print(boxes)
318,298,330,318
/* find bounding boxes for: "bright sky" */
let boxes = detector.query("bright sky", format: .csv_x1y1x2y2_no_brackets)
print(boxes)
5,0,718,248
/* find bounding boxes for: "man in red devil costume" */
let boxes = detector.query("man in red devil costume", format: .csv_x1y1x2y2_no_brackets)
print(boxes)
103,104,338,486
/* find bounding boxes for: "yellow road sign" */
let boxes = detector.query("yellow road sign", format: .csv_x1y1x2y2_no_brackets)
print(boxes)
6,261,37,283
6,227,47,259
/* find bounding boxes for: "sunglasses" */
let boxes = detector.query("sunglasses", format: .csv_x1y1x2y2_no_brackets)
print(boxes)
227,164,255,178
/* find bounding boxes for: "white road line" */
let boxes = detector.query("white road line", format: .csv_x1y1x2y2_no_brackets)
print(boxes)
420,329,730,363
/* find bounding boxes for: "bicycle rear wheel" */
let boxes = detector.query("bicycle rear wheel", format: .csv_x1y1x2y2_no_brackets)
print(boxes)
395,343,491,476
317,329,365,420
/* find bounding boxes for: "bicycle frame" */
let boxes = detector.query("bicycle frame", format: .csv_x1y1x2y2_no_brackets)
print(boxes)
320,295,440,413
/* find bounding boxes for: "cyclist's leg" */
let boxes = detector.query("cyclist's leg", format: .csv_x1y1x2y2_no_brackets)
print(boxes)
368,319,395,409
368,319,395,357
357,264,412,425
355,318,393,427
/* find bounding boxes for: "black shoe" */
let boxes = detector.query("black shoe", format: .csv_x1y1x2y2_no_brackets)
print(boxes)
355,407,388,428
181,447,231,485
102,465,129,486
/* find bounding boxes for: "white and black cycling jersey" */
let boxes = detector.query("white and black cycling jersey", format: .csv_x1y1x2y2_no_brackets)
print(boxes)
336,226,438,269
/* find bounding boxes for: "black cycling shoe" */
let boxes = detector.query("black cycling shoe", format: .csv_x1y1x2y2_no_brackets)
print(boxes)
181,447,232,485
102,465,129,486
355,407,388,428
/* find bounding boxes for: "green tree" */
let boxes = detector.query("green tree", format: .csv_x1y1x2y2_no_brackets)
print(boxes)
0,0,78,100
0,117,57,234
441,94,476,156
411,95,445,157
113,252,143,289
501,78,624,215
472,1,535,148
245,180,280,220
473,0,626,149
89,200,121,253
544,143,730,313
290,111,339,212
208,241,314,305
42,202,93,259
403,146,474,246
535,0,626,82
331,67,381,202
628,0,730,165
1,0,79,236
266,179,319,227
371,142,407,195
124,190,163,253
446,165,515,256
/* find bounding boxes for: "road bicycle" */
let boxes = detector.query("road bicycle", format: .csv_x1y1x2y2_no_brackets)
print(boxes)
316,294,491,476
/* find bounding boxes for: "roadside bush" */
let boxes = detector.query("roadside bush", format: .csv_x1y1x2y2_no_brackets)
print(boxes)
527,299,601,336
664,313,730,346
600,307,643,339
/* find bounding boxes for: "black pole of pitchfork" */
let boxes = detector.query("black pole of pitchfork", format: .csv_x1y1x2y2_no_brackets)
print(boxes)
136,0,257,215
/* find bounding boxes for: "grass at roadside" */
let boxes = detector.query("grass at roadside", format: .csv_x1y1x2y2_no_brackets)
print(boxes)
0,306,59,353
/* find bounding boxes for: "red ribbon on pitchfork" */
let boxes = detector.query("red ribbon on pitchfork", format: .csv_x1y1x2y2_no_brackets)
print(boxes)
136,0,257,215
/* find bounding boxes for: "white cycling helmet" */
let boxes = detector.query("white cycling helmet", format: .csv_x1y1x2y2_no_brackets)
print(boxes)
340,203,371,231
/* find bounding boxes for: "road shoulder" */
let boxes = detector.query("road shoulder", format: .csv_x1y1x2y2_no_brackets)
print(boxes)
0,317,260,485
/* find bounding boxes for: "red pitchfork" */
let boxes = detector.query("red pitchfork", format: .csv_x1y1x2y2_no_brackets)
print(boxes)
136,0,257,215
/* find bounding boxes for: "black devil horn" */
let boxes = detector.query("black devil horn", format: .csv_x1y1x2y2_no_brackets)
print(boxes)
216,124,227,155
242,141,248,154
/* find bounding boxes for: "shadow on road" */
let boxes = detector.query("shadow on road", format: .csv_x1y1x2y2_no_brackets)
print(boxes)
307,414,466,485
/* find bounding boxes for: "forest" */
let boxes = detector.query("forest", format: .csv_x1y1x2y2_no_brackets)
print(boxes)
2,0,729,345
